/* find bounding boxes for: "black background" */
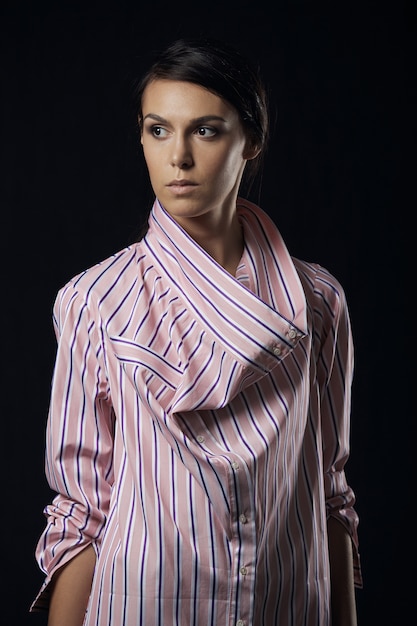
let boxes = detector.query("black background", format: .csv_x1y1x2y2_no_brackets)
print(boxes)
2,1,411,624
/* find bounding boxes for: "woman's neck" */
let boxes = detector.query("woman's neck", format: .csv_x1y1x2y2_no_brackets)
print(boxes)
178,211,244,276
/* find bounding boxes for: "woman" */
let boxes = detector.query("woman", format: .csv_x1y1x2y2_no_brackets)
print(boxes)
31,38,362,625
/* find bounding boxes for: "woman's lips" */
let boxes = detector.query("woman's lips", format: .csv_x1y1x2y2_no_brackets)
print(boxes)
167,180,198,195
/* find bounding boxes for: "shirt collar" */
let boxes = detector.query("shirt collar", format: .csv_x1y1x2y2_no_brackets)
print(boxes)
144,198,307,372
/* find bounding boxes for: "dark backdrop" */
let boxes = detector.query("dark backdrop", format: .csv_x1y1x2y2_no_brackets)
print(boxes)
2,1,411,624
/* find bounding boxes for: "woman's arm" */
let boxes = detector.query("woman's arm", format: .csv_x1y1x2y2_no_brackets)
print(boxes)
311,266,362,592
48,544,96,626
328,515,357,626
31,284,114,614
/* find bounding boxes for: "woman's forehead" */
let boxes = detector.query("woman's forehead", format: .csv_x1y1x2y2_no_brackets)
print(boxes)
141,79,238,121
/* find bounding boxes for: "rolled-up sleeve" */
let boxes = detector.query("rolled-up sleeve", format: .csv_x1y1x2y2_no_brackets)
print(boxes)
31,283,115,611
314,269,363,588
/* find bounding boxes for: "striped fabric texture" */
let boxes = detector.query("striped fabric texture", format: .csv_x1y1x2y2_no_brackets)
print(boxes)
31,198,361,625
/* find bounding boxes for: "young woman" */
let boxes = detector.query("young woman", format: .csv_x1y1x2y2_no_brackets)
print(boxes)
31,38,362,625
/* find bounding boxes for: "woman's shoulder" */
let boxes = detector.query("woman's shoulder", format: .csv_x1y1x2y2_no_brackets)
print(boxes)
293,257,344,290
292,257,348,314
56,241,149,304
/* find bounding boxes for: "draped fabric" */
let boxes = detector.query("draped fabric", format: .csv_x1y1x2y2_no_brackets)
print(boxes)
31,198,361,625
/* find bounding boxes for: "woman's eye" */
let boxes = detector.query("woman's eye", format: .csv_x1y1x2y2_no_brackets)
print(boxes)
196,126,217,137
151,126,168,137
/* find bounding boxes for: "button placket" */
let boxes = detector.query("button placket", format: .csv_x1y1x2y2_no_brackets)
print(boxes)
227,454,255,626
228,497,255,625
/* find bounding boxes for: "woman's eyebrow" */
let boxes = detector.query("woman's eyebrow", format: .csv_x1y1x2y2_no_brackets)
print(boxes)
142,113,227,124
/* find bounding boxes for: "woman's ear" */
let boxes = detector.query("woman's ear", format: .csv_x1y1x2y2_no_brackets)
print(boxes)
243,141,261,161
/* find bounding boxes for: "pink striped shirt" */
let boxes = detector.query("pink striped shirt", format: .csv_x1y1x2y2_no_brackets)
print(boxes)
31,198,361,625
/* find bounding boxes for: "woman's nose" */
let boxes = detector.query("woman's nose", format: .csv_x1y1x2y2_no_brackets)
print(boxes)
170,137,193,169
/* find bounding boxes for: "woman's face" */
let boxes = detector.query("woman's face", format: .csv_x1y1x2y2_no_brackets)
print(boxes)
140,79,255,230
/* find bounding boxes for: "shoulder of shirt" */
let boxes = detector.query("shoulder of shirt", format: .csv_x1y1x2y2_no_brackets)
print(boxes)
56,241,147,301
292,257,347,307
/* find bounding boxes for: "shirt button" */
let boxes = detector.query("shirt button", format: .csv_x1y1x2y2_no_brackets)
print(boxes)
239,514,248,524
196,435,205,443
240,566,248,575
272,345,281,356
288,328,297,339
236,620,246,626
231,461,240,470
